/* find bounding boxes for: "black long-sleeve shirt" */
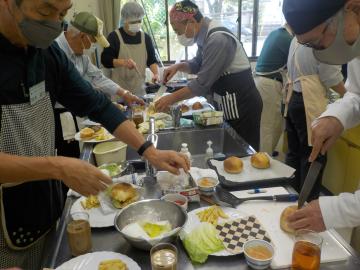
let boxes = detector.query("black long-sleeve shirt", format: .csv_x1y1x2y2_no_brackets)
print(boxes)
101,27,158,68
0,33,127,249
0,34,126,133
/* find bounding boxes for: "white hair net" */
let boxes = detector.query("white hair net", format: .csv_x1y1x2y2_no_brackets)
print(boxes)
121,2,145,23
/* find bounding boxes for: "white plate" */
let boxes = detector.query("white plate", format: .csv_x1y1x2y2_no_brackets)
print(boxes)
183,206,247,256
71,197,119,228
55,251,140,270
74,129,115,143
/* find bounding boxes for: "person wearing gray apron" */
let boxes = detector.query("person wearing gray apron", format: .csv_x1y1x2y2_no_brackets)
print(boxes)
156,1,262,150
101,2,160,97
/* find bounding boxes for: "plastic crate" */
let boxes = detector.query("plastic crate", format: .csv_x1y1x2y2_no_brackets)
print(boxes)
193,111,224,126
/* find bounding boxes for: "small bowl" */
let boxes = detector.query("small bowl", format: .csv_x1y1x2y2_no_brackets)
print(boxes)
161,193,188,211
196,177,219,196
243,239,274,270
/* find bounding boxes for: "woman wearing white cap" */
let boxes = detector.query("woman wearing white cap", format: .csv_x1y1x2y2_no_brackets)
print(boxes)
101,2,159,97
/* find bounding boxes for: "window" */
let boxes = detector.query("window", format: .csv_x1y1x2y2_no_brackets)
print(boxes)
141,0,285,62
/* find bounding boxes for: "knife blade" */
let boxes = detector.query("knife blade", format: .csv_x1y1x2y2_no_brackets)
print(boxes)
154,84,167,102
298,155,326,208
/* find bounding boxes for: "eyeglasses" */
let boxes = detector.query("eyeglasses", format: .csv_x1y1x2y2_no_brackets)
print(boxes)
298,17,335,50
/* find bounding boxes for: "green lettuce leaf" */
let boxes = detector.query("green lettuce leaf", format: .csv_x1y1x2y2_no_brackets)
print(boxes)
182,222,224,264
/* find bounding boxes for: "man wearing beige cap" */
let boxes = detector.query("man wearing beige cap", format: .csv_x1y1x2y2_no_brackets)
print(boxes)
55,12,144,158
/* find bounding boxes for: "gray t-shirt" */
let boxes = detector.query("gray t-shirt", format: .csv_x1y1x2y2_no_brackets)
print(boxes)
287,38,343,92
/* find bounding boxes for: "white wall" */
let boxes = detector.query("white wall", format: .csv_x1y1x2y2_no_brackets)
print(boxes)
65,0,100,21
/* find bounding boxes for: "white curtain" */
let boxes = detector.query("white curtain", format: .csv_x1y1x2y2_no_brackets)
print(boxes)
98,0,122,37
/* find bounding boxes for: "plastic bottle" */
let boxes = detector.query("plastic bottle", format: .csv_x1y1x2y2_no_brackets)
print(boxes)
205,140,214,161
180,143,192,165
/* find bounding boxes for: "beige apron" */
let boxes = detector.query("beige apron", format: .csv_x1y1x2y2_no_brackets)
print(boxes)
111,29,147,97
284,45,328,146
254,66,288,154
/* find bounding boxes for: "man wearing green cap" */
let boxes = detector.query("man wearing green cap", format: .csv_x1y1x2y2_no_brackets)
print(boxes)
0,0,189,268
55,12,144,158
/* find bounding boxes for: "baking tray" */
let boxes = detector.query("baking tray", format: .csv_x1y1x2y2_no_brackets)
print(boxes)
207,155,295,189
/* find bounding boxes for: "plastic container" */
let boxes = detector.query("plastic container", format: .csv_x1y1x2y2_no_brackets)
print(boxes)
205,140,214,161
180,143,192,164
93,141,127,166
161,193,188,211
193,111,224,126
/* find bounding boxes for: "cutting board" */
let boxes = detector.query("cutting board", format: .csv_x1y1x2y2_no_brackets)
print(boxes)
232,187,351,269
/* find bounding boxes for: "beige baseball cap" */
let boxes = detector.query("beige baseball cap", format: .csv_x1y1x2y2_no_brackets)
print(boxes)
71,12,110,48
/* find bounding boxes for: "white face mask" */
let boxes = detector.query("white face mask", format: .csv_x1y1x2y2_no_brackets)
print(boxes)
84,44,97,54
313,9,360,65
177,23,195,47
128,23,142,33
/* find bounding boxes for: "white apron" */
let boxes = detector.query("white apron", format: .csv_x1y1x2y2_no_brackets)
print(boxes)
254,65,287,154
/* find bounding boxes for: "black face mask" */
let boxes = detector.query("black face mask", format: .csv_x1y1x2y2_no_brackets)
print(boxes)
18,17,64,49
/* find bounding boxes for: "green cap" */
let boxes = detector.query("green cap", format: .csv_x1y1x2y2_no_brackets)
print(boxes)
71,12,110,48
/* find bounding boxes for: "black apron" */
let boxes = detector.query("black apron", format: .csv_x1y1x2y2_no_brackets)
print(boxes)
208,28,263,151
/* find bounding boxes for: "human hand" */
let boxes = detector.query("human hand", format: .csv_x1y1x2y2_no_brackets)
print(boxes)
152,73,160,84
163,65,179,83
155,94,174,112
121,90,145,106
53,157,112,196
124,58,137,70
143,147,190,175
309,116,344,162
287,200,326,232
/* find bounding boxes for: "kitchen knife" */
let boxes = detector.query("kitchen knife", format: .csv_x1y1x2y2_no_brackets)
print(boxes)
298,154,326,208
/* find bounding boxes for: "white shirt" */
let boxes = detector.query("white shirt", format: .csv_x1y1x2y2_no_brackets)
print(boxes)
56,32,120,97
318,57,360,229
320,57,360,129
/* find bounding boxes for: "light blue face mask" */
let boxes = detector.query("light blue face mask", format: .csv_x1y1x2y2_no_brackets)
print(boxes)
314,9,360,65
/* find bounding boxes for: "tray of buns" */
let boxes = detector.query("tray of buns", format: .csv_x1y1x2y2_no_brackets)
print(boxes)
207,152,295,188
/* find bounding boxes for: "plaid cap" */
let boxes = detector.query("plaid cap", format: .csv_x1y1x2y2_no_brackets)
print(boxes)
170,1,199,22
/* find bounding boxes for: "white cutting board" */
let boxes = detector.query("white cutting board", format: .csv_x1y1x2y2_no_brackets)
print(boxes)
232,187,351,269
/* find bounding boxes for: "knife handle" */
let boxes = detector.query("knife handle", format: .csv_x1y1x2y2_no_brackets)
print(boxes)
274,194,298,202
315,154,327,165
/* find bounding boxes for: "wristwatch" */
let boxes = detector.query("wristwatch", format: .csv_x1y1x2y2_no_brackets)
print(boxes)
137,141,153,156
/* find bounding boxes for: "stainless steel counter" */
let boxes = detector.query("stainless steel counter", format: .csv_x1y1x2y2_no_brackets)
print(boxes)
43,125,360,269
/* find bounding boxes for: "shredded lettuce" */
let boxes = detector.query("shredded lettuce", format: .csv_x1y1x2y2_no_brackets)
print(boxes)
182,222,224,264
98,163,120,177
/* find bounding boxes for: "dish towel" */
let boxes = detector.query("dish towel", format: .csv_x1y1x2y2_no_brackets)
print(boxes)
60,112,77,141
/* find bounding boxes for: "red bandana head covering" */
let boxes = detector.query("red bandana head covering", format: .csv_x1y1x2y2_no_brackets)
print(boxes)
170,2,198,22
